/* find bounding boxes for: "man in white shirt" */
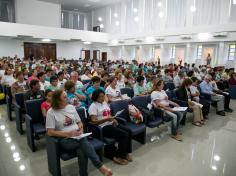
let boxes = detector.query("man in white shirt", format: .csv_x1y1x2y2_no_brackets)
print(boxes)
174,71,185,88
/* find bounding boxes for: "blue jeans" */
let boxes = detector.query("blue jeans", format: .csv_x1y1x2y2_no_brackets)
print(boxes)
165,111,183,135
59,137,103,176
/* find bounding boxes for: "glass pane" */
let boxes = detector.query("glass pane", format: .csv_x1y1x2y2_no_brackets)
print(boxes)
230,45,236,49
228,56,235,61
230,48,235,53
230,52,235,56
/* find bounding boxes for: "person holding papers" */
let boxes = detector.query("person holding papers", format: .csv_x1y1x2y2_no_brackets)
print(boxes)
46,89,112,176
176,78,204,127
89,89,132,165
151,80,184,142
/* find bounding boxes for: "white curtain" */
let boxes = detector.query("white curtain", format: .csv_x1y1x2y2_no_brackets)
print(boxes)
193,0,221,26
166,0,186,28
91,0,235,34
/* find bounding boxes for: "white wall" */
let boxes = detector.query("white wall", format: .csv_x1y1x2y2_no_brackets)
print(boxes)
57,41,91,59
15,0,61,28
0,39,91,60
0,39,24,58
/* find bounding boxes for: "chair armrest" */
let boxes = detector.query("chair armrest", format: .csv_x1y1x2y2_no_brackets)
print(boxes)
87,122,103,140
46,135,60,156
153,107,164,118
173,99,188,107
200,93,212,101
115,117,127,125
46,135,61,175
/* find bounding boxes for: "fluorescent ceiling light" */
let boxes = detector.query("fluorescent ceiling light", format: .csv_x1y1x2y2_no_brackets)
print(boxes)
133,8,138,13
0,125,6,130
134,17,139,22
233,0,236,4
190,5,196,12
145,36,155,43
19,165,25,171
74,8,78,11
214,155,220,161
100,24,104,28
98,17,103,21
158,11,164,18
198,33,211,41
42,39,51,42
111,40,118,45
6,137,11,143
115,21,120,26
211,165,217,171
83,41,91,45
158,1,162,7
114,13,118,18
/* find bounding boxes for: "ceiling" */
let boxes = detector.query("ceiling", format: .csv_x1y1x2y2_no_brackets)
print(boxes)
38,0,124,12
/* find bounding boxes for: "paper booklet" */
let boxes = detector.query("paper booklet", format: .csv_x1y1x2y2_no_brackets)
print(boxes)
70,132,92,140
172,107,188,112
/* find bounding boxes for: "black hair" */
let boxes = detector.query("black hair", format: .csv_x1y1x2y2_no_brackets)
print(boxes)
57,71,64,77
50,75,58,83
45,89,52,97
91,76,101,83
37,72,45,78
30,79,39,89
91,89,105,102
136,75,144,83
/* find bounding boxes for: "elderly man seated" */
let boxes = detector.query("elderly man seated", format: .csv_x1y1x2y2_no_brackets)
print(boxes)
199,75,226,116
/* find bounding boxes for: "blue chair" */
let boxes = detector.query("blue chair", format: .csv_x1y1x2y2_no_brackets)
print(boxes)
84,108,117,159
164,81,175,91
166,89,189,125
131,95,163,128
25,99,45,152
120,87,134,98
15,93,25,134
229,85,236,99
6,86,14,121
46,107,104,176
110,100,146,152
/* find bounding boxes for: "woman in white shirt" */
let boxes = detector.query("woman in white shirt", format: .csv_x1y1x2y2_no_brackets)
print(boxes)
46,89,112,176
105,76,122,102
151,79,183,141
1,68,15,86
116,73,126,89
89,89,132,165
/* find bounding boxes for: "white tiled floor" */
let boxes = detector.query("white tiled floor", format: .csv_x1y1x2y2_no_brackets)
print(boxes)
0,101,236,176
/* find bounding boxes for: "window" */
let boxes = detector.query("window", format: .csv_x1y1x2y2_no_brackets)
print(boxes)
61,10,85,30
197,45,202,59
171,45,176,58
0,0,15,23
228,44,236,61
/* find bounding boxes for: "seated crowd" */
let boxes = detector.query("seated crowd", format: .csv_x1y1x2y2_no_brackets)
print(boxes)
0,57,235,176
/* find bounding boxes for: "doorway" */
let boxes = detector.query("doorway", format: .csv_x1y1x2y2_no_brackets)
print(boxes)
93,50,100,60
24,42,56,60
176,47,185,65
202,47,215,66
81,50,91,61
101,52,107,62
154,47,161,64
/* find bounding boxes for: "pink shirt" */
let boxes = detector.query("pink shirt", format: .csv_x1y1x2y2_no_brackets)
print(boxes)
41,101,51,114
28,76,39,82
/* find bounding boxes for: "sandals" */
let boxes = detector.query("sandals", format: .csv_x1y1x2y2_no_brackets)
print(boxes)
192,122,202,127
171,135,183,141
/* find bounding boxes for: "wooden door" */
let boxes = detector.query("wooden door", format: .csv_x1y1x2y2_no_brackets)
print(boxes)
93,50,100,60
102,52,107,62
24,43,56,60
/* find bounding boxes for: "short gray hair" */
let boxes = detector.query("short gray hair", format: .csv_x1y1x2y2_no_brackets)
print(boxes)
70,71,78,77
